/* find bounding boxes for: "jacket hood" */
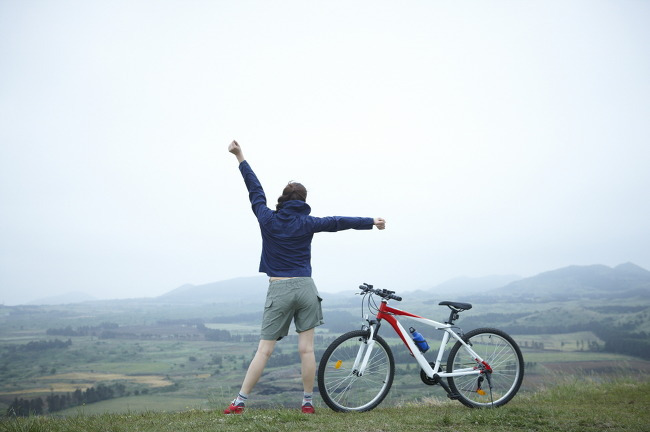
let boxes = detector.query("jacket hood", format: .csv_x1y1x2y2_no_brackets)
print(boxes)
278,200,311,215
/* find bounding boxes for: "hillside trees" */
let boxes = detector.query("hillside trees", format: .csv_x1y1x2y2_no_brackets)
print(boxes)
5,383,128,417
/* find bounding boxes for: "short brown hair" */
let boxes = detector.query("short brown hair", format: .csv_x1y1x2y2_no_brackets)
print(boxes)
276,182,307,210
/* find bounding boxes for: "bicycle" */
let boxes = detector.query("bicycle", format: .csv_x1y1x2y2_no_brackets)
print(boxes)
317,283,524,412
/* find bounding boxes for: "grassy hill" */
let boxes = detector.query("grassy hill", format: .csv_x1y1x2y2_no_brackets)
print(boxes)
1,378,648,432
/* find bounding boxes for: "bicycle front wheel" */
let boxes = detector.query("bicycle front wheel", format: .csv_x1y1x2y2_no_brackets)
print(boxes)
446,328,524,408
318,329,395,412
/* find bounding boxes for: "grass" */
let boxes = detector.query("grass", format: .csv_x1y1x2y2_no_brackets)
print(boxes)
1,378,648,432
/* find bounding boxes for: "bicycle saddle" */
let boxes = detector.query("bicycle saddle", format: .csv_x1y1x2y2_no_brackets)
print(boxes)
439,301,472,311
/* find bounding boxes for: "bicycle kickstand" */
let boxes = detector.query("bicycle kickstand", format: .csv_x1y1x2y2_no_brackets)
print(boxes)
484,371,495,407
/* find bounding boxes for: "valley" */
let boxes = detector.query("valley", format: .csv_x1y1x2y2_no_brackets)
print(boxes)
2,262,649,415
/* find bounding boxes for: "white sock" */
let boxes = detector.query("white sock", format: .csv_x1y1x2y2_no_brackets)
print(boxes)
302,392,312,406
234,392,248,406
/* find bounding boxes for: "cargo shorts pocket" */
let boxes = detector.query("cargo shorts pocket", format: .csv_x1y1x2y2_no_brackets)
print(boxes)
317,295,323,323
261,298,275,331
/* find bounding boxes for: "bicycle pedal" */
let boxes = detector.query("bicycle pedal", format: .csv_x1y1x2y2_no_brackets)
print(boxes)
446,393,461,400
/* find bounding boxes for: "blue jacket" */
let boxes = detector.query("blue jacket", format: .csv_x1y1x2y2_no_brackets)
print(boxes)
238,160,374,277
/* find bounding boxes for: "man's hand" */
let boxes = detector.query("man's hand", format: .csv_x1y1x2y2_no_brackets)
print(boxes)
374,218,386,230
228,140,245,163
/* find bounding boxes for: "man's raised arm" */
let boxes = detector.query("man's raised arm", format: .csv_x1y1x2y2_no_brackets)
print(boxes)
228,140,245,164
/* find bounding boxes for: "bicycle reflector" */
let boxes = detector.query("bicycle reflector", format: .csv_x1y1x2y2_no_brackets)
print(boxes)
335,360,343,369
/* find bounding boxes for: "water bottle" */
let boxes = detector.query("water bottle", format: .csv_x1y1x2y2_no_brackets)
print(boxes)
409,327,429,353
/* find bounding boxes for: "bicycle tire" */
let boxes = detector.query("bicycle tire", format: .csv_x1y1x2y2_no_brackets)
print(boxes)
318,329,395,412
446,327,524,408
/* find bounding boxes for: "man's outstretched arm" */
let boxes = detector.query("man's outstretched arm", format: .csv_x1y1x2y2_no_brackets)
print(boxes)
311,216,386,232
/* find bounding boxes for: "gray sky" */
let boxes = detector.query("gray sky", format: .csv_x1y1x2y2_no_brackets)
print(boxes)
1,0,649,305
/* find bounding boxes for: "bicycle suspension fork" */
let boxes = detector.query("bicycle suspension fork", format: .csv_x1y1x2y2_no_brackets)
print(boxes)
352,319,381,376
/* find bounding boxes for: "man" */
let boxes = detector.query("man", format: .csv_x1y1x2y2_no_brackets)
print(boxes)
224,140,385,414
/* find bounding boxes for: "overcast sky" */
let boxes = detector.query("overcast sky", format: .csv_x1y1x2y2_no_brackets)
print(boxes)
1,1,649,305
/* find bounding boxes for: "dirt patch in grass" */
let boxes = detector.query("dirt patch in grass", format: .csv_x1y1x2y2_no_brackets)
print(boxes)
0,373,173,397
39,372,173,387
0,383,94,395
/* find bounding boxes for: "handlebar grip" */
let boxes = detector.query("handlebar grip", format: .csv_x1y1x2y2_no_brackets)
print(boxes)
358,283,400,300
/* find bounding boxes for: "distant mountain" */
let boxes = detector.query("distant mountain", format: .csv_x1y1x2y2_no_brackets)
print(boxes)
430,274,522,295
157,263,650,306
28,291,97,305
31,263,646,308
494,262,650,301
158,276,269,304
157,276,355,310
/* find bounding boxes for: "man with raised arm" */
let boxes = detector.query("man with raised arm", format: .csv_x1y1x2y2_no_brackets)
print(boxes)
224,140,385,414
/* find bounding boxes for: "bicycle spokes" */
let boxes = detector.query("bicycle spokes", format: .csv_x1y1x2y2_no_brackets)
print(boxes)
447,329,523,408
318,330,395,412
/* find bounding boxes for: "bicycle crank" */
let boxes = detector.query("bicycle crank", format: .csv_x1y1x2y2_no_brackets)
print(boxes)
420,362,443,385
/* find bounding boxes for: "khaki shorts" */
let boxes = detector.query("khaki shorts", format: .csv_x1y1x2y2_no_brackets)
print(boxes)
260,277,324,341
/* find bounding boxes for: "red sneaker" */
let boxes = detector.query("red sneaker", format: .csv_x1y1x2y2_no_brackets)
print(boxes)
301,403,315,414
224,402,245,414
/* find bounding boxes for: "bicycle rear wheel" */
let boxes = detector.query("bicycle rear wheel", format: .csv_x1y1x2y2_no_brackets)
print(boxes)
446,327,524,408
318,329,394,412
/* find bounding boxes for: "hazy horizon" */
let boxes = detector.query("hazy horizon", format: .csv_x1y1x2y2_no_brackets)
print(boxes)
8,260,648,306
2,1,649,306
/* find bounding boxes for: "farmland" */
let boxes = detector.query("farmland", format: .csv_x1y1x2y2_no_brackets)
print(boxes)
2,294,649,416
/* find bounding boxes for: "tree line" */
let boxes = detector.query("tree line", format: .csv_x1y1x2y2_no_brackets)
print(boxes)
46,322,119,337
5,339,71,353
593,325,650,358
5,382,128,417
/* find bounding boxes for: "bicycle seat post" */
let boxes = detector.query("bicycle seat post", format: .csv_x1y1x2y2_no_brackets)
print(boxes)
446,308,459,325
439,301,472,324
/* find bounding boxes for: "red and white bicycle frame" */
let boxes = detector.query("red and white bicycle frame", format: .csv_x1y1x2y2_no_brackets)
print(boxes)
354,299,491,379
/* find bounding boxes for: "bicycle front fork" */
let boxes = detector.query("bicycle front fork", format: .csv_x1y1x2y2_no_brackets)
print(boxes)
353,320,381,376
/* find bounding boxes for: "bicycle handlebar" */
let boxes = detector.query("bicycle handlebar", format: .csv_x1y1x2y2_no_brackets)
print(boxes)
359,283,402,301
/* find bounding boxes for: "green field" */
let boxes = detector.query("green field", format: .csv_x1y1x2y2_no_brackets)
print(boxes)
2,329,649,415
2,299,650,417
